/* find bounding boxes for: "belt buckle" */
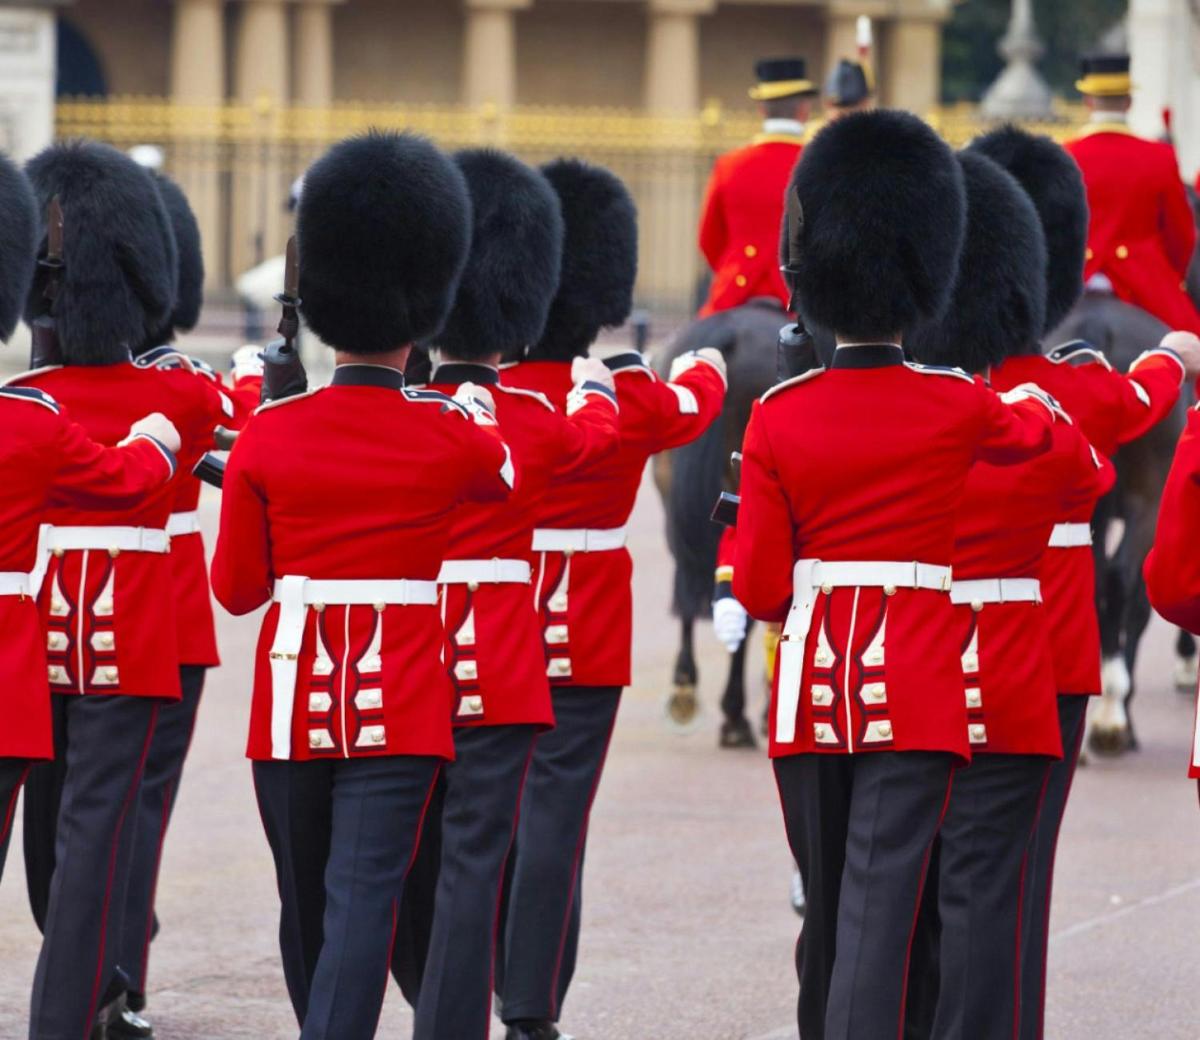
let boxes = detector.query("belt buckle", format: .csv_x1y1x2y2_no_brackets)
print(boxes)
269,651,298,661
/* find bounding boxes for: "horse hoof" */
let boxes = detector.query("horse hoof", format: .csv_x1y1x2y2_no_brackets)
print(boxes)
719,717,757,749
665,685,700,730
1088,726,1131,756
1175,654,1198,693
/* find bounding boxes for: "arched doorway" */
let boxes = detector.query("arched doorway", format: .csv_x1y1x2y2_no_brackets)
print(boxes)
56,19,107,98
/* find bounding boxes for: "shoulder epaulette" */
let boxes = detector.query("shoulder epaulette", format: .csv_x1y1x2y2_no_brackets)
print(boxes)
496,384,555,411
904,362,974,384
1047,342,1112,370
133,347,198,374
0,385,60,414
252,387,323,415
604,351,654,378
2,365,63,387
760,367,825,402
402,386,469,418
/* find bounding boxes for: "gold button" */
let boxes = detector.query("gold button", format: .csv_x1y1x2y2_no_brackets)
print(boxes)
563,547,575,558
814,724,829,740
735,275,748,287
820,583,832,595
51,599,65,613
878,722,893,739
868,685,886,702
1085,247,1094,261
52,547,64,558
468,696,484,713
313,602,325,613
105,667,119,681
309,732,323,748
970,724,986,741
108,547,120,558
966,690,982,708
468,581,479,592
883,584,897,597
374,601,386,613
98,600,113,613
100,633,114,649
370,729,385,744
1116,244,1129,260
744,244,757,258
971,600,984,613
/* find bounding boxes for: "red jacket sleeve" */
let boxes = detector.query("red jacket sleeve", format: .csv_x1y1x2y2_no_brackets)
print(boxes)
1114,349,1185,445
48,418,176,509
1145,406,1200,632
451,411,518,504
210,428,273,616
1056,425,1115,515
1159,152,1197,277
972,381,1055,465
622,356,726,454
731,403,794,623
698,159,727,270
551,384,621,476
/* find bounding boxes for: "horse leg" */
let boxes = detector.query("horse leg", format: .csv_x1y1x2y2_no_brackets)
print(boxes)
666,615,700,729
719,619,756,749
1122,584,1153,752
1119,496,1165,752
1175,629,1199,692
1090,508,1132,755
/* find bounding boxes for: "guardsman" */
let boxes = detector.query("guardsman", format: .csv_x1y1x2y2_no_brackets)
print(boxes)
210,131,515,1040
697,57,816,316
972,125,1200,1040
9,139,226,1040
1144,397,1200,793
391,147,621,1040
498,159,726,1040
1064,54,1200,334
904,149,1114,1039
0,152,180,885
822,59,873,119
732,110,1058,1040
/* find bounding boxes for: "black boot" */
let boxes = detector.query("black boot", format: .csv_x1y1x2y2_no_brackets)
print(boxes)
105,998,154,1039
505,1021,574,1040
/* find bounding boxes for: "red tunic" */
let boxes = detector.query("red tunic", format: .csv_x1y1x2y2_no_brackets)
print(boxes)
1064,126,1200,333
0,387,175,759
698,132,803,316
950,419,1114,758
210,366,515,762
9,363,227,700
428,364,620,729
991,348,1183,694
1143,404,1200,777
732,347,1055,761
502,351,726,687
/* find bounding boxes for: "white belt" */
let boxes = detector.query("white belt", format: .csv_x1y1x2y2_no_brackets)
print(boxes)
776,559,952,743
268,576,439,759
1048,523,1092,548
950,577,1042,606
531,526,627,553
0,572,32,597
437,559,532,585
29,524,170,598
166,510,201,537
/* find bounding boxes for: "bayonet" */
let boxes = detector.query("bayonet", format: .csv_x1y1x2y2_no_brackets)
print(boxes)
30,195,65,368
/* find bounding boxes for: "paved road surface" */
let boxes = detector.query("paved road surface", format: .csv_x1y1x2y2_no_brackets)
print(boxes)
2,473,1198,1038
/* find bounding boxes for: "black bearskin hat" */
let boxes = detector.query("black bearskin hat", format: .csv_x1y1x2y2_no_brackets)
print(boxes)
297,132,471,354
0,153,37,342
437,149,563,360
24,139,176,365
151,172,204,341
781,109,966,340
907,151,1047,373
526,158,637,361
967,125,1088,333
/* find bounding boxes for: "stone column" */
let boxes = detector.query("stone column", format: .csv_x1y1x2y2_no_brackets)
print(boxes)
881,16,942,115
644,0,713,114
232,0,291,281
0,5,56,162
462,0,530,109
294,0,340,107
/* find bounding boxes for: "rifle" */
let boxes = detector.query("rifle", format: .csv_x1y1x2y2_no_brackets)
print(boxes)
30,196,64,369
193,237,307,489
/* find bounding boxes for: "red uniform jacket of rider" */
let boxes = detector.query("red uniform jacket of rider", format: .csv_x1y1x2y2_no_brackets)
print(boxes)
732,347,1055,761
502,351,726,688
991,347,1183,695
211,368,514,762
0,386,175,759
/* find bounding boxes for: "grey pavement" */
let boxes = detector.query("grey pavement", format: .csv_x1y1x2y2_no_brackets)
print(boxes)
1,473,1197,1039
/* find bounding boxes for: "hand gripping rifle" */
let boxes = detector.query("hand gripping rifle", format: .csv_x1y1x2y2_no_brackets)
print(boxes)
30,196,65,369
711,186,814,528
193,237,307,489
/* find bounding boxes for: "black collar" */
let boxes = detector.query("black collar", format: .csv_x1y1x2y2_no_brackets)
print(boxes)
331,364,406,390
831,344,905,369
603,351,649,372
430,362,500,386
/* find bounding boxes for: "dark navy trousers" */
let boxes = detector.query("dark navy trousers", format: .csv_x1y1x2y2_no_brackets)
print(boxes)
253,753,440,1040
0,757,31,883
495,685,622,1025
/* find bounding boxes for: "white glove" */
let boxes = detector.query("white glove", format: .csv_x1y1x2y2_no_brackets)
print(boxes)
571,355,616,395
453,382,498,426
999,381,1061,420
230,344,265,381
1160,331,1200,380
123,412,181,454
713,596,749,654
670,347,727,383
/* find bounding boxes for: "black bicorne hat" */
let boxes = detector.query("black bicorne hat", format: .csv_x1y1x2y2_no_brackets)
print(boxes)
143,171,204,351
24,139,176,366
437,149,564,361
1077,53,1132,96
0,153,37,343
823,60,871,108
967,125,1088,333
906,151,1048,372
525,158,637,362
750,57,818,101
297,132,472,354
780,109,966,341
